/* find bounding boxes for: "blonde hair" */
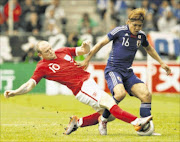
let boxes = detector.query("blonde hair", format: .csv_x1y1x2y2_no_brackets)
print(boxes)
128,8,146,22
35,41,42,53
35,41,49,53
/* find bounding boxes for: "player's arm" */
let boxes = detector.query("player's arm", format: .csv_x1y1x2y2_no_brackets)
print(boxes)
76,40,91,56
143,44,171,75
4,79,36,98
85,35,110,62
77,35,110,69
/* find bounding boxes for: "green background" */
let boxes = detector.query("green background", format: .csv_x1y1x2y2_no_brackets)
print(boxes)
0,63,45,93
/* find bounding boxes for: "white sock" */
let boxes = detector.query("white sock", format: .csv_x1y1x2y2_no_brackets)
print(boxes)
77,118,83,127
101,115,108,122
131,118,139,125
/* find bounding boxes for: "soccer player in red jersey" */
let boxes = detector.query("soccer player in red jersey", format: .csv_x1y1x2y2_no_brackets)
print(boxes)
4,40,152,135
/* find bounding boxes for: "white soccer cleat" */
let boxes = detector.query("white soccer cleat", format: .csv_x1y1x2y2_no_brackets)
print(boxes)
98,116,107,135
134,115,153,131
63,116,78,135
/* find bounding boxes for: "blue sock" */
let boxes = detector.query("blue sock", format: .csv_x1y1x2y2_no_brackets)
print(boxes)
102,96,120,119
102,109,111,119
140,103,151,117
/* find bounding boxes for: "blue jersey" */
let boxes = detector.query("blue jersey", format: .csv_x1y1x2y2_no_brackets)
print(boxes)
106,25,149,73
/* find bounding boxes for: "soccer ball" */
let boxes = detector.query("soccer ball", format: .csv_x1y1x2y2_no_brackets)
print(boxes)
137,120,154,136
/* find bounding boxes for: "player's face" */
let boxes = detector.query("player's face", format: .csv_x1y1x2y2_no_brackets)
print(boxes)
39,45,56,60
128,21,143,35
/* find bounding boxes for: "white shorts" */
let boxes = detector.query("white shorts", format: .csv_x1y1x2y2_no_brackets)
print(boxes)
76,78,107,112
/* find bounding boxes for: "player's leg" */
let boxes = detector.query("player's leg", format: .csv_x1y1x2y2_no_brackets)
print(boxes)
102,84,126,116
125,74,152,117
105,71,126,102
130,82,155,134
64,89,152,135
64,78,106,135
99,90,137,123
64,110,116,135
98,88,152,132
97,75,152,135
113,84,126,102
64,112,101,135
131,83,152,117
101,71,126,121
96,78,152,132
124,73,152,118
64,78,152,135
78,110,103,128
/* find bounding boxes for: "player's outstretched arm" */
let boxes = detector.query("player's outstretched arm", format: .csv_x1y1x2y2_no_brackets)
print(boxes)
76,36,110,69
144,45,171,75
76,40,91,56
4,79,36,98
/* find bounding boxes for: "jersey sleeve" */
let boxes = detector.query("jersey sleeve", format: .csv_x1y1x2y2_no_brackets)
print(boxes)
56,47,76,56
66,47,76,56
107,27,122,41
31,64,44,84
141,32,149,47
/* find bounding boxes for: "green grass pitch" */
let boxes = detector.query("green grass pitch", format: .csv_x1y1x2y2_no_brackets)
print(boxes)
1,94,179,142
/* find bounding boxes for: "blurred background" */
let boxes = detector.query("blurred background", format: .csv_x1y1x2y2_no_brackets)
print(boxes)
0,0,180,95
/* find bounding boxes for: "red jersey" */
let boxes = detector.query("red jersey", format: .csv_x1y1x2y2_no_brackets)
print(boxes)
31,47,90,95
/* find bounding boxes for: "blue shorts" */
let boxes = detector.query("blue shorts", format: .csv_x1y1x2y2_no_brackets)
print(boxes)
105,71,144,96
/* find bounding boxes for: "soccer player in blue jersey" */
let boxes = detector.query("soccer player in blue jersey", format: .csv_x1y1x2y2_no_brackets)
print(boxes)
65,8,171,135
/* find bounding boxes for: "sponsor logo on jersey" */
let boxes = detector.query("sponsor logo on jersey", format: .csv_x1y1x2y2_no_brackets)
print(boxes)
64,55,74,62
64,55,71,61
117,76,122,82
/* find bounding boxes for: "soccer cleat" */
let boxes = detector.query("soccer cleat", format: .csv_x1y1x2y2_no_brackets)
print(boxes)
98,116,107,135
134,115,153,131
63,116,78,135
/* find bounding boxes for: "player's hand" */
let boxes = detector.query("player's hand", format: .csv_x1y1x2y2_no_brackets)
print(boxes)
161,63,171,75
75,60,89,70
81,40,91,54
4,90,16,98
82,40,91,48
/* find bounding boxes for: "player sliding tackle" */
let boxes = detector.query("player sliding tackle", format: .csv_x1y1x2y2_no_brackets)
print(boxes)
4,40,152,135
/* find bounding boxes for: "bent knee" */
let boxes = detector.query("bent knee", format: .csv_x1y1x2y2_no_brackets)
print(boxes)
114,91,126,101
113,84,126,101
99,93,116,110
140,91,152,102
